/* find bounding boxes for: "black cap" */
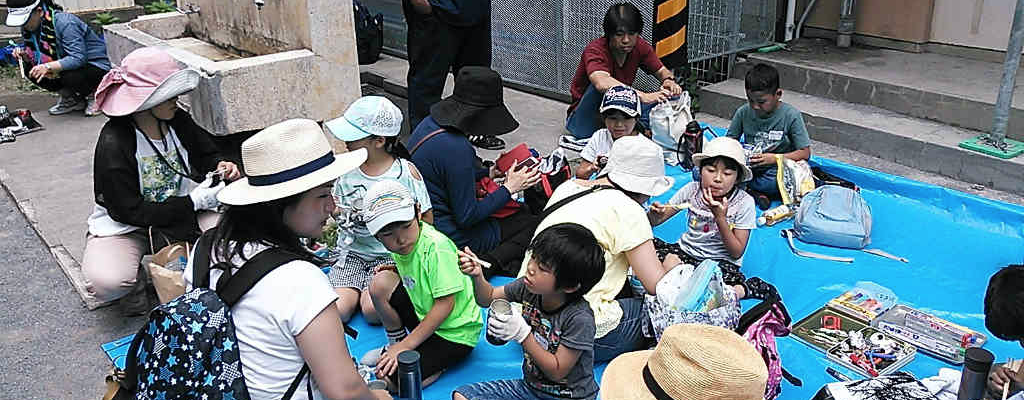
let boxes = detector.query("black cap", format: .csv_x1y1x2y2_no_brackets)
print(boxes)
397,350,420,367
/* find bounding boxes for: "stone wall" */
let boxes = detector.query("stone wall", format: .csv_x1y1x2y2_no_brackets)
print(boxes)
182,0,311,56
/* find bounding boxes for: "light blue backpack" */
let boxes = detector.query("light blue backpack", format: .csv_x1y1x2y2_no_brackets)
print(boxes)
793,185,872,249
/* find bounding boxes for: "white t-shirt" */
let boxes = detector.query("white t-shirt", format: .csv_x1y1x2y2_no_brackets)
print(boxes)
183,242,339,400
579,128,613,164
88,126,199,237
668,181,756,266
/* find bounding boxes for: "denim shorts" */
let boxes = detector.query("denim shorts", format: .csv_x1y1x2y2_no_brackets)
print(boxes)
455,379,596,400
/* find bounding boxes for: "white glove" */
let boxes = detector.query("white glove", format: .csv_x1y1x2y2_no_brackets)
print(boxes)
188,177,225,211
487,310,531,343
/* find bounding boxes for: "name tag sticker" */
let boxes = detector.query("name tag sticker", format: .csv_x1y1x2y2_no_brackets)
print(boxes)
768,130,784,141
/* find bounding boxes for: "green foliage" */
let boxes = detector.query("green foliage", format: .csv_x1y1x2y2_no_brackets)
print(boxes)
90,12,120,26
144,0,177,14
320,218,339,248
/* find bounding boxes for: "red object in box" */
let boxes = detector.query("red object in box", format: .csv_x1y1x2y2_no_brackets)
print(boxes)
495,143,533,172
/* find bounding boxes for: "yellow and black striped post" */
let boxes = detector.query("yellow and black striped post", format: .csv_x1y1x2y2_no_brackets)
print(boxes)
653,0,688,69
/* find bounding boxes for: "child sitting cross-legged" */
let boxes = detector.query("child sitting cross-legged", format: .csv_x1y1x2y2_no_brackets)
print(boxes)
647,136,778,301
453,223,606,400
360,179,482,390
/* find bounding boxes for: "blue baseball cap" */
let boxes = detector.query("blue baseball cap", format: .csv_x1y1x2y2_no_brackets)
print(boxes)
599,86,641,117
325,96,403,142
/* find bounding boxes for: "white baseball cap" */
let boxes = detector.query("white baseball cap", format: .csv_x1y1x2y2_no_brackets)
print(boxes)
6,0,40,27
598,136,674,196
361,179,417,235
325,96,403,142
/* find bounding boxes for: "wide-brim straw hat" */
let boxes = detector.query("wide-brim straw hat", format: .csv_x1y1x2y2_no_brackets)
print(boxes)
218,119,367,206
94,47,201,117
601,323,768,400
429,66,519,136
597,136,674,197
692,136,754,182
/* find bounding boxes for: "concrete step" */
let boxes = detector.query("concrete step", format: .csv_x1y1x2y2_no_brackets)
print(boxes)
700,78,1024,196
730,42,1024,141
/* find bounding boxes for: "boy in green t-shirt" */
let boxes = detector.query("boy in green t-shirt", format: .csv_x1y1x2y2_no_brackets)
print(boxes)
726,63,811,208
359,179,482,390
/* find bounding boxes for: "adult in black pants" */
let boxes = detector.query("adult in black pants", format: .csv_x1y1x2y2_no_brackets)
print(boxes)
403,0,504,150
5,0,110,116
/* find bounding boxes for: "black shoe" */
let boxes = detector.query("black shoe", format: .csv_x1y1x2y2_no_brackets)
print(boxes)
749,190,771,210
742,277,779,301
468,135,506,150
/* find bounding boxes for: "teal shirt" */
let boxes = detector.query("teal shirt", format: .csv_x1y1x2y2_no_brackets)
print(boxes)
726,102,811,154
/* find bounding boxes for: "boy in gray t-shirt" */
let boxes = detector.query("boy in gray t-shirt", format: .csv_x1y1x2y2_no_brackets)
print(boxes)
726,63,811,205
454,223,605,400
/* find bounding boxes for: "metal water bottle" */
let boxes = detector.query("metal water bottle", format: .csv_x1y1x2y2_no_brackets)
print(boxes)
397,350,422,400
957,347,994,400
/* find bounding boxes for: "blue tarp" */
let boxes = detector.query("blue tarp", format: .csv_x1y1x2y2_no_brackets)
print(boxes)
105,126,1024,399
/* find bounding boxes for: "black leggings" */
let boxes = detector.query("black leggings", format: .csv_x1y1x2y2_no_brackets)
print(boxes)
481,210,539,277
652,238,746,286
31,63,107,98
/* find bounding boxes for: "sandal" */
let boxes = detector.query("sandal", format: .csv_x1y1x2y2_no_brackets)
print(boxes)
468,134,506,150
742,277,779,301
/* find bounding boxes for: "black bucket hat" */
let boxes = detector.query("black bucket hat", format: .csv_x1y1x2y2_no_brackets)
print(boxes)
430,66,519,136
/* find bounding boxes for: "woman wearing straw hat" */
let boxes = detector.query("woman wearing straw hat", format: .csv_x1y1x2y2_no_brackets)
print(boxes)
5,0,110,116
601,323,768,400
83,47,240,311
517,135,674,362
183,119,390,400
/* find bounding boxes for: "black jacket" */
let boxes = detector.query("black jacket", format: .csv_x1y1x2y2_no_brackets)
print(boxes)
93,110,224,241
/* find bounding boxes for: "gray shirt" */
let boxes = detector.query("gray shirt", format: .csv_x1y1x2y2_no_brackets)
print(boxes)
669,182,757,266
504,278,598,400
726,102,811,155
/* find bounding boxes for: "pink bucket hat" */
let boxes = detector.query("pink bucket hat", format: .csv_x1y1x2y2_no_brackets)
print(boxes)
94,47,200,117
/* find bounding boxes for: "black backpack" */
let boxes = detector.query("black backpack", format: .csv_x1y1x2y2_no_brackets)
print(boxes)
353,0,383,65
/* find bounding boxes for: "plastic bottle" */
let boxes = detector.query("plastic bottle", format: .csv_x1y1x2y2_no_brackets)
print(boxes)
397,350,423,400
758,204,794,226
956,348,994,400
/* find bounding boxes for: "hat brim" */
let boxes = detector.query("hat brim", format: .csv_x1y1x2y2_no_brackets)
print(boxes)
217,149,367,206
5,1,38,27
325,116,372,142
365,206,415,235
599,103,640,118
599,168,674,197
101,68,200,117
692,153,753,182
430,98,519,136
600,350,658,400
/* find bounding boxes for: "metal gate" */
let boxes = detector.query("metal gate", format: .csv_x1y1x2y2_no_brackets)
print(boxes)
688,0,776,62
360,0,775,98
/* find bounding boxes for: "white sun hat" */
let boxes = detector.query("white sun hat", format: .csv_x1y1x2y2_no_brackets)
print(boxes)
598,135,675,197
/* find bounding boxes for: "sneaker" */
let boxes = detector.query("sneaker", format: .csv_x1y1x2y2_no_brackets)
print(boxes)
742,277,779,301
360,346,386,367
84,95,101,117
49,95,85,115
118,279,152,317
468,134,506,150
558,134,588,152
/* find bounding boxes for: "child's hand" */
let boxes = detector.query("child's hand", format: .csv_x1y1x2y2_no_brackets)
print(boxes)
374,263,397,274
648,202,680,224
662,253,682,270
487,309,531,343
749,153,777,167
458,247,484,277
702,187,729,218
375,342,412,379
989,364,1023,397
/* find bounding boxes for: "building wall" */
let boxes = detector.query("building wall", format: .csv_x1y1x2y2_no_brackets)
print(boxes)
930,0,1019,53
800,0,934,44
60,0,135,13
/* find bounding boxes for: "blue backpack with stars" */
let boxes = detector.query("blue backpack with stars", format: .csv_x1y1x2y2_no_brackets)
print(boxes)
117,233,309,400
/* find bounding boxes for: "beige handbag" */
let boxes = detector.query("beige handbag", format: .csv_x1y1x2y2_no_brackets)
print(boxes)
145,235,190,304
